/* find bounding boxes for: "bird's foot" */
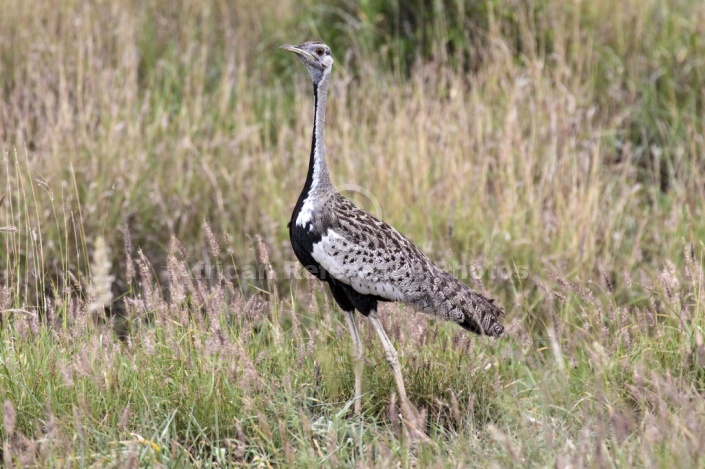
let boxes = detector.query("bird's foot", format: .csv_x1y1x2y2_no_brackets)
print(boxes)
402,407,431,444
393,395,430,444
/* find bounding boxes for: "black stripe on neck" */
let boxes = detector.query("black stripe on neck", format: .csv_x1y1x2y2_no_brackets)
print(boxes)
304,82,319,197
289,82,319,228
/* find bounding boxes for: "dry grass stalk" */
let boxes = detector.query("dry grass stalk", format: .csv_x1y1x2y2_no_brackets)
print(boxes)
86,236,114,320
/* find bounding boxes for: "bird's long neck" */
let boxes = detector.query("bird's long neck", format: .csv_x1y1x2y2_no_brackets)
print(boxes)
305,74,332,196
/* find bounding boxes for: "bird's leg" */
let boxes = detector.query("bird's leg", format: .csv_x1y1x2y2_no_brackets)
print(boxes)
343,309,364,414
368,310,427,439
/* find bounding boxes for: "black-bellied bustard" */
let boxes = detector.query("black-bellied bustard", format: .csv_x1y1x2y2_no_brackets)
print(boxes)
282,41,504,435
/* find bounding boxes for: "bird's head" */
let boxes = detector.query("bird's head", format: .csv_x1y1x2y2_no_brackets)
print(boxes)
280,41,333,85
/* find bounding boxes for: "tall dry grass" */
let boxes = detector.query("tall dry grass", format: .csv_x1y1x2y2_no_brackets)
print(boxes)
1,0,704,466
1,226,703,465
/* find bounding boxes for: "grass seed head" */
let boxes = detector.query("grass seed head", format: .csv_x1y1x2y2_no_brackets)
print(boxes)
4,400,16,435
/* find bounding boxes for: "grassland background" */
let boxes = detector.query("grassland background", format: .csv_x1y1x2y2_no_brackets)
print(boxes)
1,0,704,466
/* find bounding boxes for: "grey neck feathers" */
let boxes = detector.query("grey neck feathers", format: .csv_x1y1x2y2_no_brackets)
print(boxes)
311,71,332,195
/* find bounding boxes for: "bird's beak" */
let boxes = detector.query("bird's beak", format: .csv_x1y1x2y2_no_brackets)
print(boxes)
280,44,316,61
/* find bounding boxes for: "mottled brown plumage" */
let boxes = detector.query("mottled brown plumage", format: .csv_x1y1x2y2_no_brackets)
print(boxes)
312,193,505,336
282,40,505,435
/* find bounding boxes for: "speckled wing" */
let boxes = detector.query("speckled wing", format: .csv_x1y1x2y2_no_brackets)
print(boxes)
309,195,427,302
309,195,505,336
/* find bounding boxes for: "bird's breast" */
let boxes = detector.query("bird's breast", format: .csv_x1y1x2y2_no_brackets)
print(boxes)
295,198,315,228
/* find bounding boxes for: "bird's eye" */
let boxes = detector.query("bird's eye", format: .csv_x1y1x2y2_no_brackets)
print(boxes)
316,48,324,56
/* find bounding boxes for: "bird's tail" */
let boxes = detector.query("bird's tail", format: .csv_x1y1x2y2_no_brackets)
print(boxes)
457,292,505,337
410,270,505,337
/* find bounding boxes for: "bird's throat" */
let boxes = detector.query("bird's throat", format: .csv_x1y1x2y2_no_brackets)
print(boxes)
292,73,332,229
309,77,331,194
